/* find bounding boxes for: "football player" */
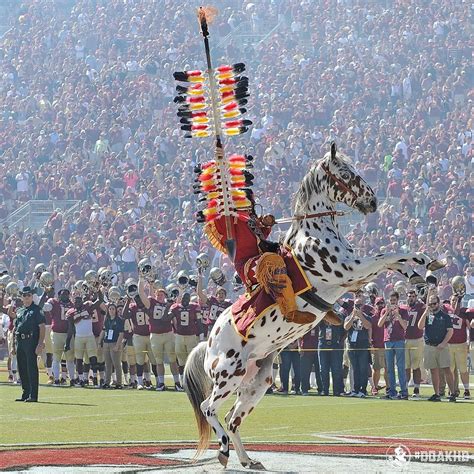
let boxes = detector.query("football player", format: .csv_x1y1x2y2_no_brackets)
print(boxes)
48,288,75,385
122,278,158,389
403,289,426,398
83,304,105,386
141,283,182,391
197,270,231,334
445,294,472,399
1,290,21,383
170,292,204,385
65,291,106,387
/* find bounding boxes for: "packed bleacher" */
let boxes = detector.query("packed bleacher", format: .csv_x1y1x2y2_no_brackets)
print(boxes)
0,0,472,399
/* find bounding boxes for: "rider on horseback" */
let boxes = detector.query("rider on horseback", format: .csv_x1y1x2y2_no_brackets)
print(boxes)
203,189,316,325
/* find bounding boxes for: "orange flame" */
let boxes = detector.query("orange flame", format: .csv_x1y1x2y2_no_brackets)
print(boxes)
197,5,218,24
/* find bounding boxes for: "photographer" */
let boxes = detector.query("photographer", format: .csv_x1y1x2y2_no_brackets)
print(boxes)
378,292,409,400
344,296,372,397
418,289,456,402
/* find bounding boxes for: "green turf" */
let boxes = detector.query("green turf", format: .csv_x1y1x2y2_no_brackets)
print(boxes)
0,380,472,446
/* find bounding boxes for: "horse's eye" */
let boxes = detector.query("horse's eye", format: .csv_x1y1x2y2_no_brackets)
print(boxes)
341,172,350,180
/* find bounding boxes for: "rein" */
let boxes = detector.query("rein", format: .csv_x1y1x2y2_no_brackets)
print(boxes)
274,159,358,225
275,210,349,225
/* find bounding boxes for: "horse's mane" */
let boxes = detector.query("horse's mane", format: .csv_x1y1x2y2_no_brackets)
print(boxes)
293,150,353,214
293,165,319,215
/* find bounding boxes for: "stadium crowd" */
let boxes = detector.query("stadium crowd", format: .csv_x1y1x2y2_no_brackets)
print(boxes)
1,264,473,403
0,0,473,399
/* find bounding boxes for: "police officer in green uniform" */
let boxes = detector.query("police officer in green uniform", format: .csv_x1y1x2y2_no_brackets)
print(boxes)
14,286,46,402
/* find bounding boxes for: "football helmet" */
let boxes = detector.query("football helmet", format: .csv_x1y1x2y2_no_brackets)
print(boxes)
150,278,162,290
138,257,154,281
196,253,210,270
84,270,99,290
108,286,121,304
73,280,85,297
210,267,226,287
177,270,189,287
39,271,54,289
166,283,180,301
393,281,407,295
188,275,198,288
232,272,243,292
415,284,427,300
98,268,113,287
34,263,47,278
425,270,438,288
125,278,138,298
0,274,11,291
364,282,378,296
451,276,465,297
5,281,19,297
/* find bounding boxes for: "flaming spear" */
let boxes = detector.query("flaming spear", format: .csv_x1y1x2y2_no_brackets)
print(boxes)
173,6,253,261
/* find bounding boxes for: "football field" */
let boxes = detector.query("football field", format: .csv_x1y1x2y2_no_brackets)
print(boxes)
1,378,472,445
1,373,474,472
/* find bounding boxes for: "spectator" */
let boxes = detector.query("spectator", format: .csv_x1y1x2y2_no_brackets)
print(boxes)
299,328,323,396
120,241,138,278
10,248,28,281
370,297,388,396
378,292,409,400
278,341,301,395
418,290,456,402
344,296,372,398
318,316,344,396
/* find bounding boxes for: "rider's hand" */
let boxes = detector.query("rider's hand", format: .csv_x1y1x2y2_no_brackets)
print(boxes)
261,214,276,227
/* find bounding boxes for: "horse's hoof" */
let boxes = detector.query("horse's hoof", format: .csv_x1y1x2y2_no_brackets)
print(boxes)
324,310,343,326
218,451,229,467
426,259,446,271
409,275,425,285
249,460,266,470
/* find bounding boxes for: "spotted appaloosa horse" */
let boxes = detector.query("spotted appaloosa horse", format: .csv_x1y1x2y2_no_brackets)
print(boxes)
183,144,442,470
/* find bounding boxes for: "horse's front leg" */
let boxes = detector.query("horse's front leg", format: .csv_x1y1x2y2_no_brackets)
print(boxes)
341,252,430,288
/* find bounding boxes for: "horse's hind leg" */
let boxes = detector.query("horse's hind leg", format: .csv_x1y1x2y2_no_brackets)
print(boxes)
202,358,246,467
224,354,275,470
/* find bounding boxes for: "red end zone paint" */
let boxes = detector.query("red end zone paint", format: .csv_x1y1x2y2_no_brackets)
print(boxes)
1,439,472,470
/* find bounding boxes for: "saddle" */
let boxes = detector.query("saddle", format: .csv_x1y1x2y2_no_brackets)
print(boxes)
231,247,312,340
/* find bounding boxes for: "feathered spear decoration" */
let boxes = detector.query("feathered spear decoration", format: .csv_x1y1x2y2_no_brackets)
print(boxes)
172,6,254,261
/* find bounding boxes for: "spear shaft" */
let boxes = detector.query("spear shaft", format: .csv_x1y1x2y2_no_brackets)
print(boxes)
199,7,236,261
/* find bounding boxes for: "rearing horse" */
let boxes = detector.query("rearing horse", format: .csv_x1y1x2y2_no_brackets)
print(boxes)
183,145,441,470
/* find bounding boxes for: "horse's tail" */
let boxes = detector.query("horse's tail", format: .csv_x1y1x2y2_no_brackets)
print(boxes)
183,341,212,457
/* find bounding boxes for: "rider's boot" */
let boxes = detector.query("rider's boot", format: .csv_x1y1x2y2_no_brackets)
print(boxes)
256,253,316,325
277,274,316,325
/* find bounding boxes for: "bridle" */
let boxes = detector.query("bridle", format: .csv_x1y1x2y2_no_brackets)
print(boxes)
275,162,358,224
321,163,359,206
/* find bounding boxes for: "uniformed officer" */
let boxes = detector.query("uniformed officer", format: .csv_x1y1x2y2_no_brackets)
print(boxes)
13,286,46,402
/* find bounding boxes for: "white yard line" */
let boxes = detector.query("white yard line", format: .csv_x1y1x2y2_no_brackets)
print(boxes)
314,420,474,436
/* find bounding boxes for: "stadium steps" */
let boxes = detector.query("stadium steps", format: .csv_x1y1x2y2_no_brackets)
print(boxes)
1,200,81,233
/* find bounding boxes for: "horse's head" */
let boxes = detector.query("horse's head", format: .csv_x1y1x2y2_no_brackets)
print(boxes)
321,143,377,215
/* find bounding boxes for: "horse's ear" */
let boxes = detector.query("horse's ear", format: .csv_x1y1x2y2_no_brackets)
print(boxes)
330,142,337,161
